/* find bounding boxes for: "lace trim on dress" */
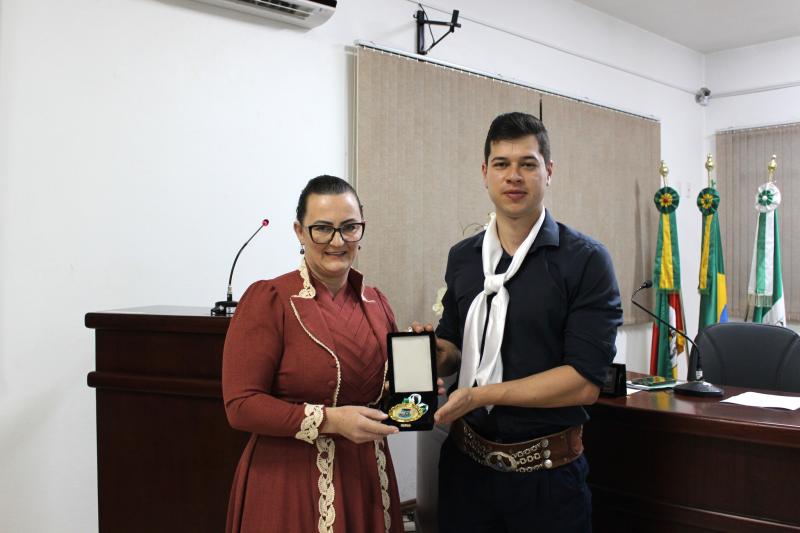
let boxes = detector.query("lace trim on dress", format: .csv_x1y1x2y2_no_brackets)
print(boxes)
295,403,324,444
368,360,389,408
374,440,391,533
316,436,336,533
297,259,316,299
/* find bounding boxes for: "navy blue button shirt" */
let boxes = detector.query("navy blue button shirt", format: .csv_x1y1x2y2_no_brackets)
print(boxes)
436,210,623,442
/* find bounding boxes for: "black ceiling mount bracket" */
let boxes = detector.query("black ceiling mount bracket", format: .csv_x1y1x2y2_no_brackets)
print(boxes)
415,8,461,55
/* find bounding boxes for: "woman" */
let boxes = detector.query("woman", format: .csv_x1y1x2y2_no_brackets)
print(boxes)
222,175,404,533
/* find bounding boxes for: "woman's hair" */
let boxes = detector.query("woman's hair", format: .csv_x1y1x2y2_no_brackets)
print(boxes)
295,175,363,223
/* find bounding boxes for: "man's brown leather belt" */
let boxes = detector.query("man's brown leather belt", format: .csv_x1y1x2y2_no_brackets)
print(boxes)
449,419,583,473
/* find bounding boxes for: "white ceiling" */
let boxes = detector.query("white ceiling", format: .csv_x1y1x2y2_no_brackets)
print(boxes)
575,0,800,53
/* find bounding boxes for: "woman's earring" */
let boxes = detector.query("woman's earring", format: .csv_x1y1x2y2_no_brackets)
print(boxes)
358,245,362,250
300,245,305,255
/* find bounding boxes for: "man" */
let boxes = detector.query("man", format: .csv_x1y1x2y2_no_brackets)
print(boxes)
415,112,622,532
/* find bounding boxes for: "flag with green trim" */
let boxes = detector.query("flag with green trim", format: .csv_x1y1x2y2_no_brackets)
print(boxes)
747,182,786,326
697,187,729,331
650,186,686,379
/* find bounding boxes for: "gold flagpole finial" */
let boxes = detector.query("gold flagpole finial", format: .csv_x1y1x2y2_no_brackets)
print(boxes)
768,154,777,182
705,153,715,188
659,160,669,187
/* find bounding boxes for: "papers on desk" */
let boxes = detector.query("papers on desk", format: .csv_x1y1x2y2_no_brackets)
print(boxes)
721,391,800,410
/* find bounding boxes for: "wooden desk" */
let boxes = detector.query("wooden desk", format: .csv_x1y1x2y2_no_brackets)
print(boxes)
417,382,800,533
86,306,246,533
585,384,800,532
88,307,800,532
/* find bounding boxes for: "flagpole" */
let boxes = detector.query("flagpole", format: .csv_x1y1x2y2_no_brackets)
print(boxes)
650,159,687,378
747,154,786,326
705,153,715,188
768,154,777,183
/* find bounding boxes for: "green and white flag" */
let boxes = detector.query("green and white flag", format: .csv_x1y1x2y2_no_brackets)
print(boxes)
747,182,786,326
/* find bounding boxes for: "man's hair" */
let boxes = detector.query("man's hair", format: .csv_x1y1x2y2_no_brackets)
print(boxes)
483,112,551,163
296,175,363,223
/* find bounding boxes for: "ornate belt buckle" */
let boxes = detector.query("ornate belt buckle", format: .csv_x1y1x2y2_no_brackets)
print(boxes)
485,451,518,472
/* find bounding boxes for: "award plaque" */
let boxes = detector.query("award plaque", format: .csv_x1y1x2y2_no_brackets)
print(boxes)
384,332,437,431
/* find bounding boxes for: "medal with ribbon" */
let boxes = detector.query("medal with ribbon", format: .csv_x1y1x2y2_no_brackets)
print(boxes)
387,393,429,423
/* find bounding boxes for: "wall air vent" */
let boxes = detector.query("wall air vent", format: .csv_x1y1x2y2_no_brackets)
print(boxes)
193,0,336,28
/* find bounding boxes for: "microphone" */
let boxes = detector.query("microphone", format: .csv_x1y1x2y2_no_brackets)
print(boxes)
211,219,269,316
631,280,723,397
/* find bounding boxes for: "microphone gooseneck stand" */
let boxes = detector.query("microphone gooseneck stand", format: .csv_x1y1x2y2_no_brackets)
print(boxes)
631,280,724,397
211,219,270,316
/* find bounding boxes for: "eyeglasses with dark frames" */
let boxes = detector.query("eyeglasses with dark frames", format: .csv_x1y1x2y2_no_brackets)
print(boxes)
306,222,366,244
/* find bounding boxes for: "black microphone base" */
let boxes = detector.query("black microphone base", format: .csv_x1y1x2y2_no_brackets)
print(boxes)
211,300,239,316
673,380,724,397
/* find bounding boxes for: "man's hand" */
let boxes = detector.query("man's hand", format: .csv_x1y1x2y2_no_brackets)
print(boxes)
320,406,398,443
410,321,461,377
434,387,476,425
434,366,601,423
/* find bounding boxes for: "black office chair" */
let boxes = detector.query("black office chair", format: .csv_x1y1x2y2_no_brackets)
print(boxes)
688,322,800,393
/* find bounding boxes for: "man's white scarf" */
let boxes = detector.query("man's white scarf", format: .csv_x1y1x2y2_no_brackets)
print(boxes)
458,210,545,409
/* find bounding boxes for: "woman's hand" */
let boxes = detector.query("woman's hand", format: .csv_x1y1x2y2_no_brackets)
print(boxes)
321,405,398,444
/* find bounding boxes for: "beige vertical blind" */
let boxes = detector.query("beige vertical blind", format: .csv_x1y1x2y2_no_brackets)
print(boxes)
717,123,799,321
354,46,660,328
542,93,660,321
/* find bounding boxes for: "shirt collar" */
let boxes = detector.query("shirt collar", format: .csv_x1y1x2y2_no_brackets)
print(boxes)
473,208,560,255
300,259,367,299
347,267,366,294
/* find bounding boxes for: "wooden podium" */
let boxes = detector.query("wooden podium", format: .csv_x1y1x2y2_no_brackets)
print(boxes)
86,306,247,533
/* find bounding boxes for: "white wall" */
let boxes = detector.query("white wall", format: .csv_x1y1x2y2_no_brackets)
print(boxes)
1,0,716,530
706,36,800,136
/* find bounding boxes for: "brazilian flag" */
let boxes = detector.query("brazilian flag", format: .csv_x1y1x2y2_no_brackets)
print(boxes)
697,187,729,331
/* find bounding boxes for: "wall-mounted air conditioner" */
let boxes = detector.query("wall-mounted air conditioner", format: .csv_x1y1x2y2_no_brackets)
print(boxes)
193,0,337,28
